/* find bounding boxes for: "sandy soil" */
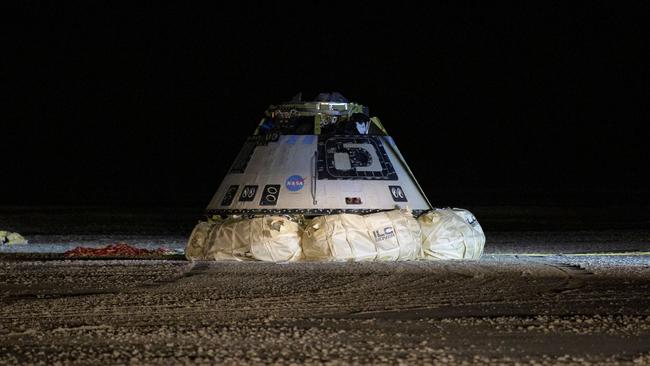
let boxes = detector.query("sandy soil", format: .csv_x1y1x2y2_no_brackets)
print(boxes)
0,255,648,365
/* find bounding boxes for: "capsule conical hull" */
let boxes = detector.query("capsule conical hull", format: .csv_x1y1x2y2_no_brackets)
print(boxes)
207,134,431,216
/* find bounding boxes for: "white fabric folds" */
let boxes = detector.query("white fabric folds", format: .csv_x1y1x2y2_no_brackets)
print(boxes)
185,208,484,262
301,209,422,261
186,216,303,262
185,222,213,260
418,208,485,260
0,231,28,245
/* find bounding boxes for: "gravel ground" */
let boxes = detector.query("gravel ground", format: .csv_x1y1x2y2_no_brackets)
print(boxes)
0,206,648,364
0,255,649,365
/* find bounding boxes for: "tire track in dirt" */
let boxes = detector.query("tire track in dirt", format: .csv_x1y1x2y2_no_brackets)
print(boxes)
1,259,647,325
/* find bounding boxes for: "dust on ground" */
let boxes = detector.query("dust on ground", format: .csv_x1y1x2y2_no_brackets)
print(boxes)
0,206,648,364
1,255,649,365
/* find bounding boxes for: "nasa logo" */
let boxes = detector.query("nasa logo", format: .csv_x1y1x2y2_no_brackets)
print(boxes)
285,175,305,192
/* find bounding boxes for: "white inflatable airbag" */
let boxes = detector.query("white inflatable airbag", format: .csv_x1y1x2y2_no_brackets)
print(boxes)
418,208,485,260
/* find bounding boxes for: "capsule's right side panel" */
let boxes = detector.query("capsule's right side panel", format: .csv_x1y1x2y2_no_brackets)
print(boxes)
379,136,432,212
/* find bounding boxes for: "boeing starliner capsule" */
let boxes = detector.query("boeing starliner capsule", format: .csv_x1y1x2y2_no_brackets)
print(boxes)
206,92,432,217
187,93,485,262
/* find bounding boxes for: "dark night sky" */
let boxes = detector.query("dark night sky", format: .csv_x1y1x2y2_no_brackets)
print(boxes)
3,2,648,207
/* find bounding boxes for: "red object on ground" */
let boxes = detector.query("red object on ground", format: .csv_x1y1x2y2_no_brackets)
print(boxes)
64,243,170,257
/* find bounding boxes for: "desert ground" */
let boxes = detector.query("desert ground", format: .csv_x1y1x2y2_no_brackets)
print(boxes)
0,206,648,365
